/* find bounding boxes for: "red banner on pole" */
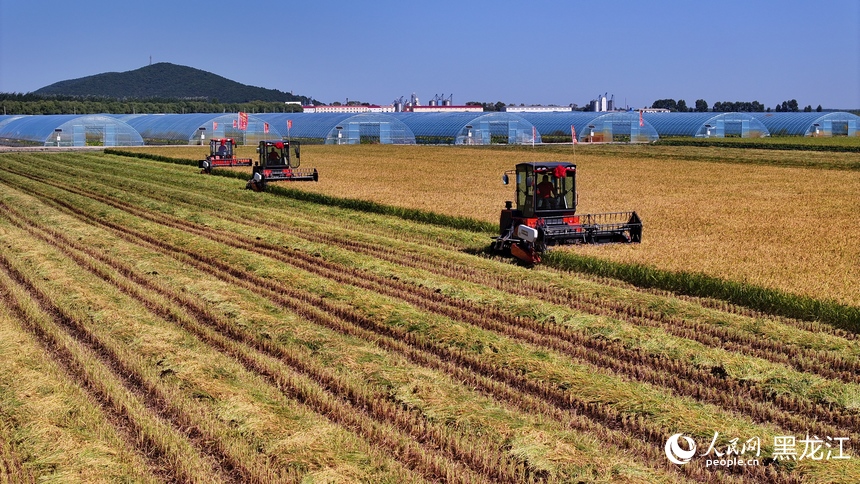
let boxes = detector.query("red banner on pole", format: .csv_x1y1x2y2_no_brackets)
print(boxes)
213,121,218,131
264,122,269,134
287,119,293,129
639,110,644,127
571,125,578,144
238,112,248,131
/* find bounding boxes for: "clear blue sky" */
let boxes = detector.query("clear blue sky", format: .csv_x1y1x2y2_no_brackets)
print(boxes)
1,0,858,109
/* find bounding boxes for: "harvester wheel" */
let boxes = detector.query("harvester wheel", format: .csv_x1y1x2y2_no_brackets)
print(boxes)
536,236,547,254
246,172,267,192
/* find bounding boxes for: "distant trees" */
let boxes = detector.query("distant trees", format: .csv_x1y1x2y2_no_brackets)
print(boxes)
775,99,800,112
651,99,687,112
0,92,834,117
0,93,305,115
649,97,827,113
711,101,765,112
465,101,507,112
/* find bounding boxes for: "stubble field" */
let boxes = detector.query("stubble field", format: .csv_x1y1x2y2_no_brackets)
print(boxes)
0,142,859,483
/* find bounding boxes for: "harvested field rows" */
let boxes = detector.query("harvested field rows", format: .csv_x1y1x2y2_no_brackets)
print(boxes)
0,150,859,483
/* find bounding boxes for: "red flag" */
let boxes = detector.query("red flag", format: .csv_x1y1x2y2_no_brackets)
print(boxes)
639,110,644,127
233,119,237,128
238,112,248,131
213,121,218,131
571,125,578,144
287,119,293,129
264,122,269,134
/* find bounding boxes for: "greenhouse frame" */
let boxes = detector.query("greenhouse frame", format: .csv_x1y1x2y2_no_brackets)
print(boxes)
256,113,417,144
642,112,770,138
0,114,144,146
392,112,539,145
114,113,276,145
750,112,859,137
2,111,858,147
519,112,659,143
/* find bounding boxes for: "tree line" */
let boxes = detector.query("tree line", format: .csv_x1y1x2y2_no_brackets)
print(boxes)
0,93,847,116
650,98,823,113
0,93,304,115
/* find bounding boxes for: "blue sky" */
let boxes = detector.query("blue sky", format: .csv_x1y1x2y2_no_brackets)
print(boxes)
1,0,858,109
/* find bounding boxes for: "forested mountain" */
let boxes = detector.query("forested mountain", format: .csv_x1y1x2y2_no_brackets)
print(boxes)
33,62,308,104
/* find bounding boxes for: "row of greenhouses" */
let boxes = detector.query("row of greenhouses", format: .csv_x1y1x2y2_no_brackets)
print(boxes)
1,111,857,146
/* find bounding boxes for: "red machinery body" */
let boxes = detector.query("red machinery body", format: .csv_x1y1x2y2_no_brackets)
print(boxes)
198,138,252,173
246,140,318,191
494,162,642,264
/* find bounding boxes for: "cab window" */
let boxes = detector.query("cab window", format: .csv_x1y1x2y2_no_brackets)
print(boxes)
516,166,535,216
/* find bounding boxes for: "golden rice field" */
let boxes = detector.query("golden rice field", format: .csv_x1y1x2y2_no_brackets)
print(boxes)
1,144,859,483
130,142,860,307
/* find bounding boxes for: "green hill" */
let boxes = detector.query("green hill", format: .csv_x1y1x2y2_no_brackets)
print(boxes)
33,62,307,104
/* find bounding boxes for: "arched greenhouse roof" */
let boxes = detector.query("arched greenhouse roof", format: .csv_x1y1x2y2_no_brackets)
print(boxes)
749,112,859,136
642,112,769,138
256,113,417,144
114,113,274,144
519,112,659,143
0,114,143,146
0,115,25,131
393,112,538,145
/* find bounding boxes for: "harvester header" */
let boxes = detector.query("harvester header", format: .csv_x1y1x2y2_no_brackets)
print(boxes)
494,161,641,264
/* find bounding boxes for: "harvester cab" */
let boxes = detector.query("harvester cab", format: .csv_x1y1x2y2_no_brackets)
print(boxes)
246,140,319,191
198,138,252,173
493,162,642,264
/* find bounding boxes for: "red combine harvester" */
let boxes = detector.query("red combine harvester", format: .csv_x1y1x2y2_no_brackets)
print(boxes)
493,161,642,264
246,140,318,191
198,138,252,173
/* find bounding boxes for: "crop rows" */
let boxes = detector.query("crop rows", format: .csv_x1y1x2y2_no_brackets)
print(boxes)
1,151,858,482
0,180,496,482
1,160,696,482
25,160,857,416
7,167,859,446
